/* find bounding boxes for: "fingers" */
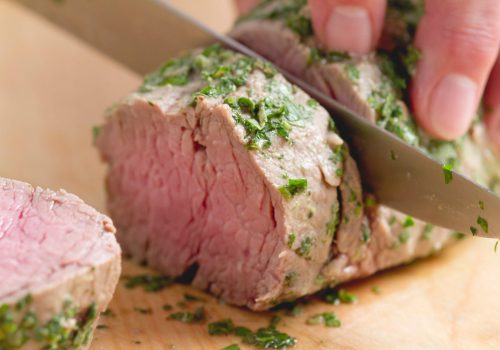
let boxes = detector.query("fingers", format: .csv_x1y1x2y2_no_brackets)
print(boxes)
308,0,387,54
234,0,260,15
485,56,500,151
411,0,500,140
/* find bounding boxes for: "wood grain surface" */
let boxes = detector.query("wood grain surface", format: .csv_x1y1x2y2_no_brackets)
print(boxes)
1,1,500,349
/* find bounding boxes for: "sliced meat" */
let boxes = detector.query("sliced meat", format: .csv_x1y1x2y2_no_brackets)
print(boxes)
232,0,499,282
96,46,346,309
0,177,121,350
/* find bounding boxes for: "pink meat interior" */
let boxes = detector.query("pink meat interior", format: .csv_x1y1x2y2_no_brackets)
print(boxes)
0,179,118,300
98,100,284,305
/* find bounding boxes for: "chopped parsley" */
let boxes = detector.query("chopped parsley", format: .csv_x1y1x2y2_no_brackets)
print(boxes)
169,307,205,323
344,64,360,82
361,222,371,243
403,216,415,228
442,164,453,185
101,308,115,317
295,236,312,258
284,272,298,288
324,289,357,304
306,312,341,328
371,286,382,294
133,307,152,315
279,178,308,200
477,216,489,234
208,319,235,335
398,231,410,244
479,200,485,210
470,226,478,236
123,274,172,292
184,293,204,302
403,45,422,76
162,304,173,311
208,317,297,349
243,327,297,348
221,344,241,350
422,224,434,240
287,233,296,248
452,232,466,240
0,297,98,350
326,202,340,238
390,150,398,160
92,125,101,144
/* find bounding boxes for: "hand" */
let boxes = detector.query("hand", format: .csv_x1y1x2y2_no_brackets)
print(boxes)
235,0,500,147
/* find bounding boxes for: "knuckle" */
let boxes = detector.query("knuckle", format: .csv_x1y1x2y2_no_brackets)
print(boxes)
439,5,500,61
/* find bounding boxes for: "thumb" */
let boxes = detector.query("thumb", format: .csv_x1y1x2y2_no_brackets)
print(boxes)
411,0,500,140
308,0,387,54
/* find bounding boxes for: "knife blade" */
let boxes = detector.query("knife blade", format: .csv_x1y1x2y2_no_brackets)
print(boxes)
10,0,500,238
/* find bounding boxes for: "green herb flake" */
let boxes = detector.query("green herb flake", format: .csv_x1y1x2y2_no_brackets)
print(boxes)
306,312,341,328
314,275,326,286
344,63,360,82
470,226,478,236
422,224,434,240
284,272,298,288
96,325,108,330
184,293,204,302
208,319,234,335
398,231,410,244
452,232,466,240
477,216,489,234
306,99,318,108
442,164,453,185
169,307,205,323
279,178,308,200
371,286,381,294
286,305,303,317
221,344,240,350
124,274,172,292
403,216,415,228
133,307,152,315
101,308,115,317
324,289,357,304
296,237,313,258
403,45,422,76
162,304,173,311
287,233,296,248
479,200,485,210
361,222,371,243
269,315,281,329
92,125,102,144
390,150,398,160
242,327,297,348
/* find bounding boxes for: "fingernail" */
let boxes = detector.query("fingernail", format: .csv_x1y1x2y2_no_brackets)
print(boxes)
428,74,477,140
324,5,372,54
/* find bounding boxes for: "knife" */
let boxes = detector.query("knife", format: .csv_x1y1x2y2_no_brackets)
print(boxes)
10,0,500,238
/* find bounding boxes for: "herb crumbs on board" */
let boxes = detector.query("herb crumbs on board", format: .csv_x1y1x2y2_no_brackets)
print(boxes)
168,307,205,323
208,317,296,349
124,274,173,292
133,307,152,315
221,344,241,350
306,312,341,328
324,289,358,304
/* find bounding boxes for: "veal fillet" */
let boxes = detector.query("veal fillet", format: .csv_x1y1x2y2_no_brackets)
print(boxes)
0,177,121,350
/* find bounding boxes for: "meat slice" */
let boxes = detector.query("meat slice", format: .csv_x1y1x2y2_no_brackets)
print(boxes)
96,46,345,309
0,177,121,350
231,0,500,281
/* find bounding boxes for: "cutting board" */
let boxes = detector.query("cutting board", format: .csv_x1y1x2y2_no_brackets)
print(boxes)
1,2,500,349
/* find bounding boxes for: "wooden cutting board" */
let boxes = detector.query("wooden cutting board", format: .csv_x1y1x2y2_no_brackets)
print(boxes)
1,2,500,349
